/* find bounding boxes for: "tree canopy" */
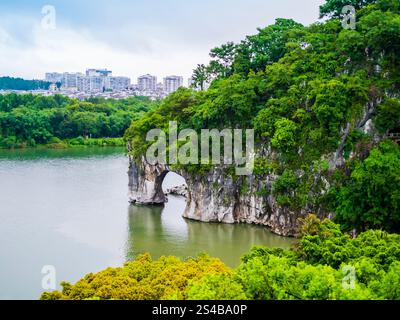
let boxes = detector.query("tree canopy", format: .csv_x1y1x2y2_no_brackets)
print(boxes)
126,0,400,232
0,94,154,148
0,76,52,91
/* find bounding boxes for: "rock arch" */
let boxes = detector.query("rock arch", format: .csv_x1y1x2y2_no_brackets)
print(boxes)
128,156,304,237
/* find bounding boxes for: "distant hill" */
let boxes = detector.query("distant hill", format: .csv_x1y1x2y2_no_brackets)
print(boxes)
0,76,52,91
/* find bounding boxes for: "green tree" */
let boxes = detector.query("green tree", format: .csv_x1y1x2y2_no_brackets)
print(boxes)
320,0,378,18
191,64,210,90
335,141,400,232
271,118,298,153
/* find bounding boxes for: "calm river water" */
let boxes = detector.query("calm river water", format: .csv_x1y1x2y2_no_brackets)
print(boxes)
0,147,293,299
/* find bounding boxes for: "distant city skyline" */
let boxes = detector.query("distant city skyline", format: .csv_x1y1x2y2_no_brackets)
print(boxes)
0,0,324,81
41,68,186,99
45,68,186,89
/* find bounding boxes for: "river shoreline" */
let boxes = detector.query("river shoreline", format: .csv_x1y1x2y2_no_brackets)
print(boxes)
0,137,125,150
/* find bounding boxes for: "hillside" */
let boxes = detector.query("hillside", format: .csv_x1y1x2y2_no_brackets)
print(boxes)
125,0,400,234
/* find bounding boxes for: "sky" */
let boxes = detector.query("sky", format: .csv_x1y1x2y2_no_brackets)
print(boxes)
0,0,325,83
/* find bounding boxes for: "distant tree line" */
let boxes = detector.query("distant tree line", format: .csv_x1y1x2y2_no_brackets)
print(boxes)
0,93,154,148
0,76,53,91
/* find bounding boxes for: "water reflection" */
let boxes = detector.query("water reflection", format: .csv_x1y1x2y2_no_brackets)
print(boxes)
126,195,294,267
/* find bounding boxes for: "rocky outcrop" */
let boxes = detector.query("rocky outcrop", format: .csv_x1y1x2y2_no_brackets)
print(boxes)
181,169,306,236
127,101,382,236
128,157,315,236
128,156,169,205
165,184,189,198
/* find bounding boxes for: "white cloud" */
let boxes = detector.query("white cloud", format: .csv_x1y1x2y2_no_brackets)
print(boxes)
0,22,208,82
0,0,325,82
0,28,11,43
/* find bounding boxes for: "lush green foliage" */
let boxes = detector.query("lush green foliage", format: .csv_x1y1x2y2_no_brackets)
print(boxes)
319,0,379,18
40,254,229,300
0,94,153,148
190,217,400,300
190,18,304,86
126,0,400,232
0,76,53,91
41,216,400,300
332,141,400,232
374,98,400,133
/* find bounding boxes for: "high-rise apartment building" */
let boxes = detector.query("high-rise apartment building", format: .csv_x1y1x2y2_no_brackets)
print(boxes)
163,76,183,94
89,76,104,92
77,74,90,92
45,72,64,83
62,73,80,89
109,77,131,91
138,74,157,91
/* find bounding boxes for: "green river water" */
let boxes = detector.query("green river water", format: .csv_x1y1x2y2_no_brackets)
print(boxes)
0,147,293,299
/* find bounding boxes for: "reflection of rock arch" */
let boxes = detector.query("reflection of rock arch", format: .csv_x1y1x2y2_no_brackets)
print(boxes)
126,204,164,261
126,202,294,266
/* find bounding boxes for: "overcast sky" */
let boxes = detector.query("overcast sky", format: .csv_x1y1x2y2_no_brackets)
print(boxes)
0,0,325,82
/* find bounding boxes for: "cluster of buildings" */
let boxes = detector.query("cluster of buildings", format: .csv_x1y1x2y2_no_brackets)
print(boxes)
136,74,184,97
44,69,186,100
45,69,131,94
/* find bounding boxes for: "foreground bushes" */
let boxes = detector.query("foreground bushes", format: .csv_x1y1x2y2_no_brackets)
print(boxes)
41,216,400,300
189,218,400,300
41,254,229,300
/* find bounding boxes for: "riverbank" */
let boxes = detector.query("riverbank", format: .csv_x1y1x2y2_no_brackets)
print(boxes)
0,137,125,150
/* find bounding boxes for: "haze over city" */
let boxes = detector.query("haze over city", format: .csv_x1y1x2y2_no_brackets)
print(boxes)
0,0,324,81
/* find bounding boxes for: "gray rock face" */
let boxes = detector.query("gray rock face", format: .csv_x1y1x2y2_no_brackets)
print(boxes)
181,169,305,236
128,158,313,236
165,184,188,198
128,156,169,205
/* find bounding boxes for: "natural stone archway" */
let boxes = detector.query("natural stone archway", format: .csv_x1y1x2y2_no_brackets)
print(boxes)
126,98,383,237
162,172,188,197
127,156,308,236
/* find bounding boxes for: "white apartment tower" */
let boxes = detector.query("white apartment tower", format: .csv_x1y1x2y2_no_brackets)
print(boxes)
62,73,80,89
109,77,131,91
45,72,64,83
138,74,157,91
163,76,183,94
86,69,112,77
77,74,90,92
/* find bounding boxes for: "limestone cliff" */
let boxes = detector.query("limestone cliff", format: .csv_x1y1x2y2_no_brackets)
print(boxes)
127,103,382,237
128,157,316,236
